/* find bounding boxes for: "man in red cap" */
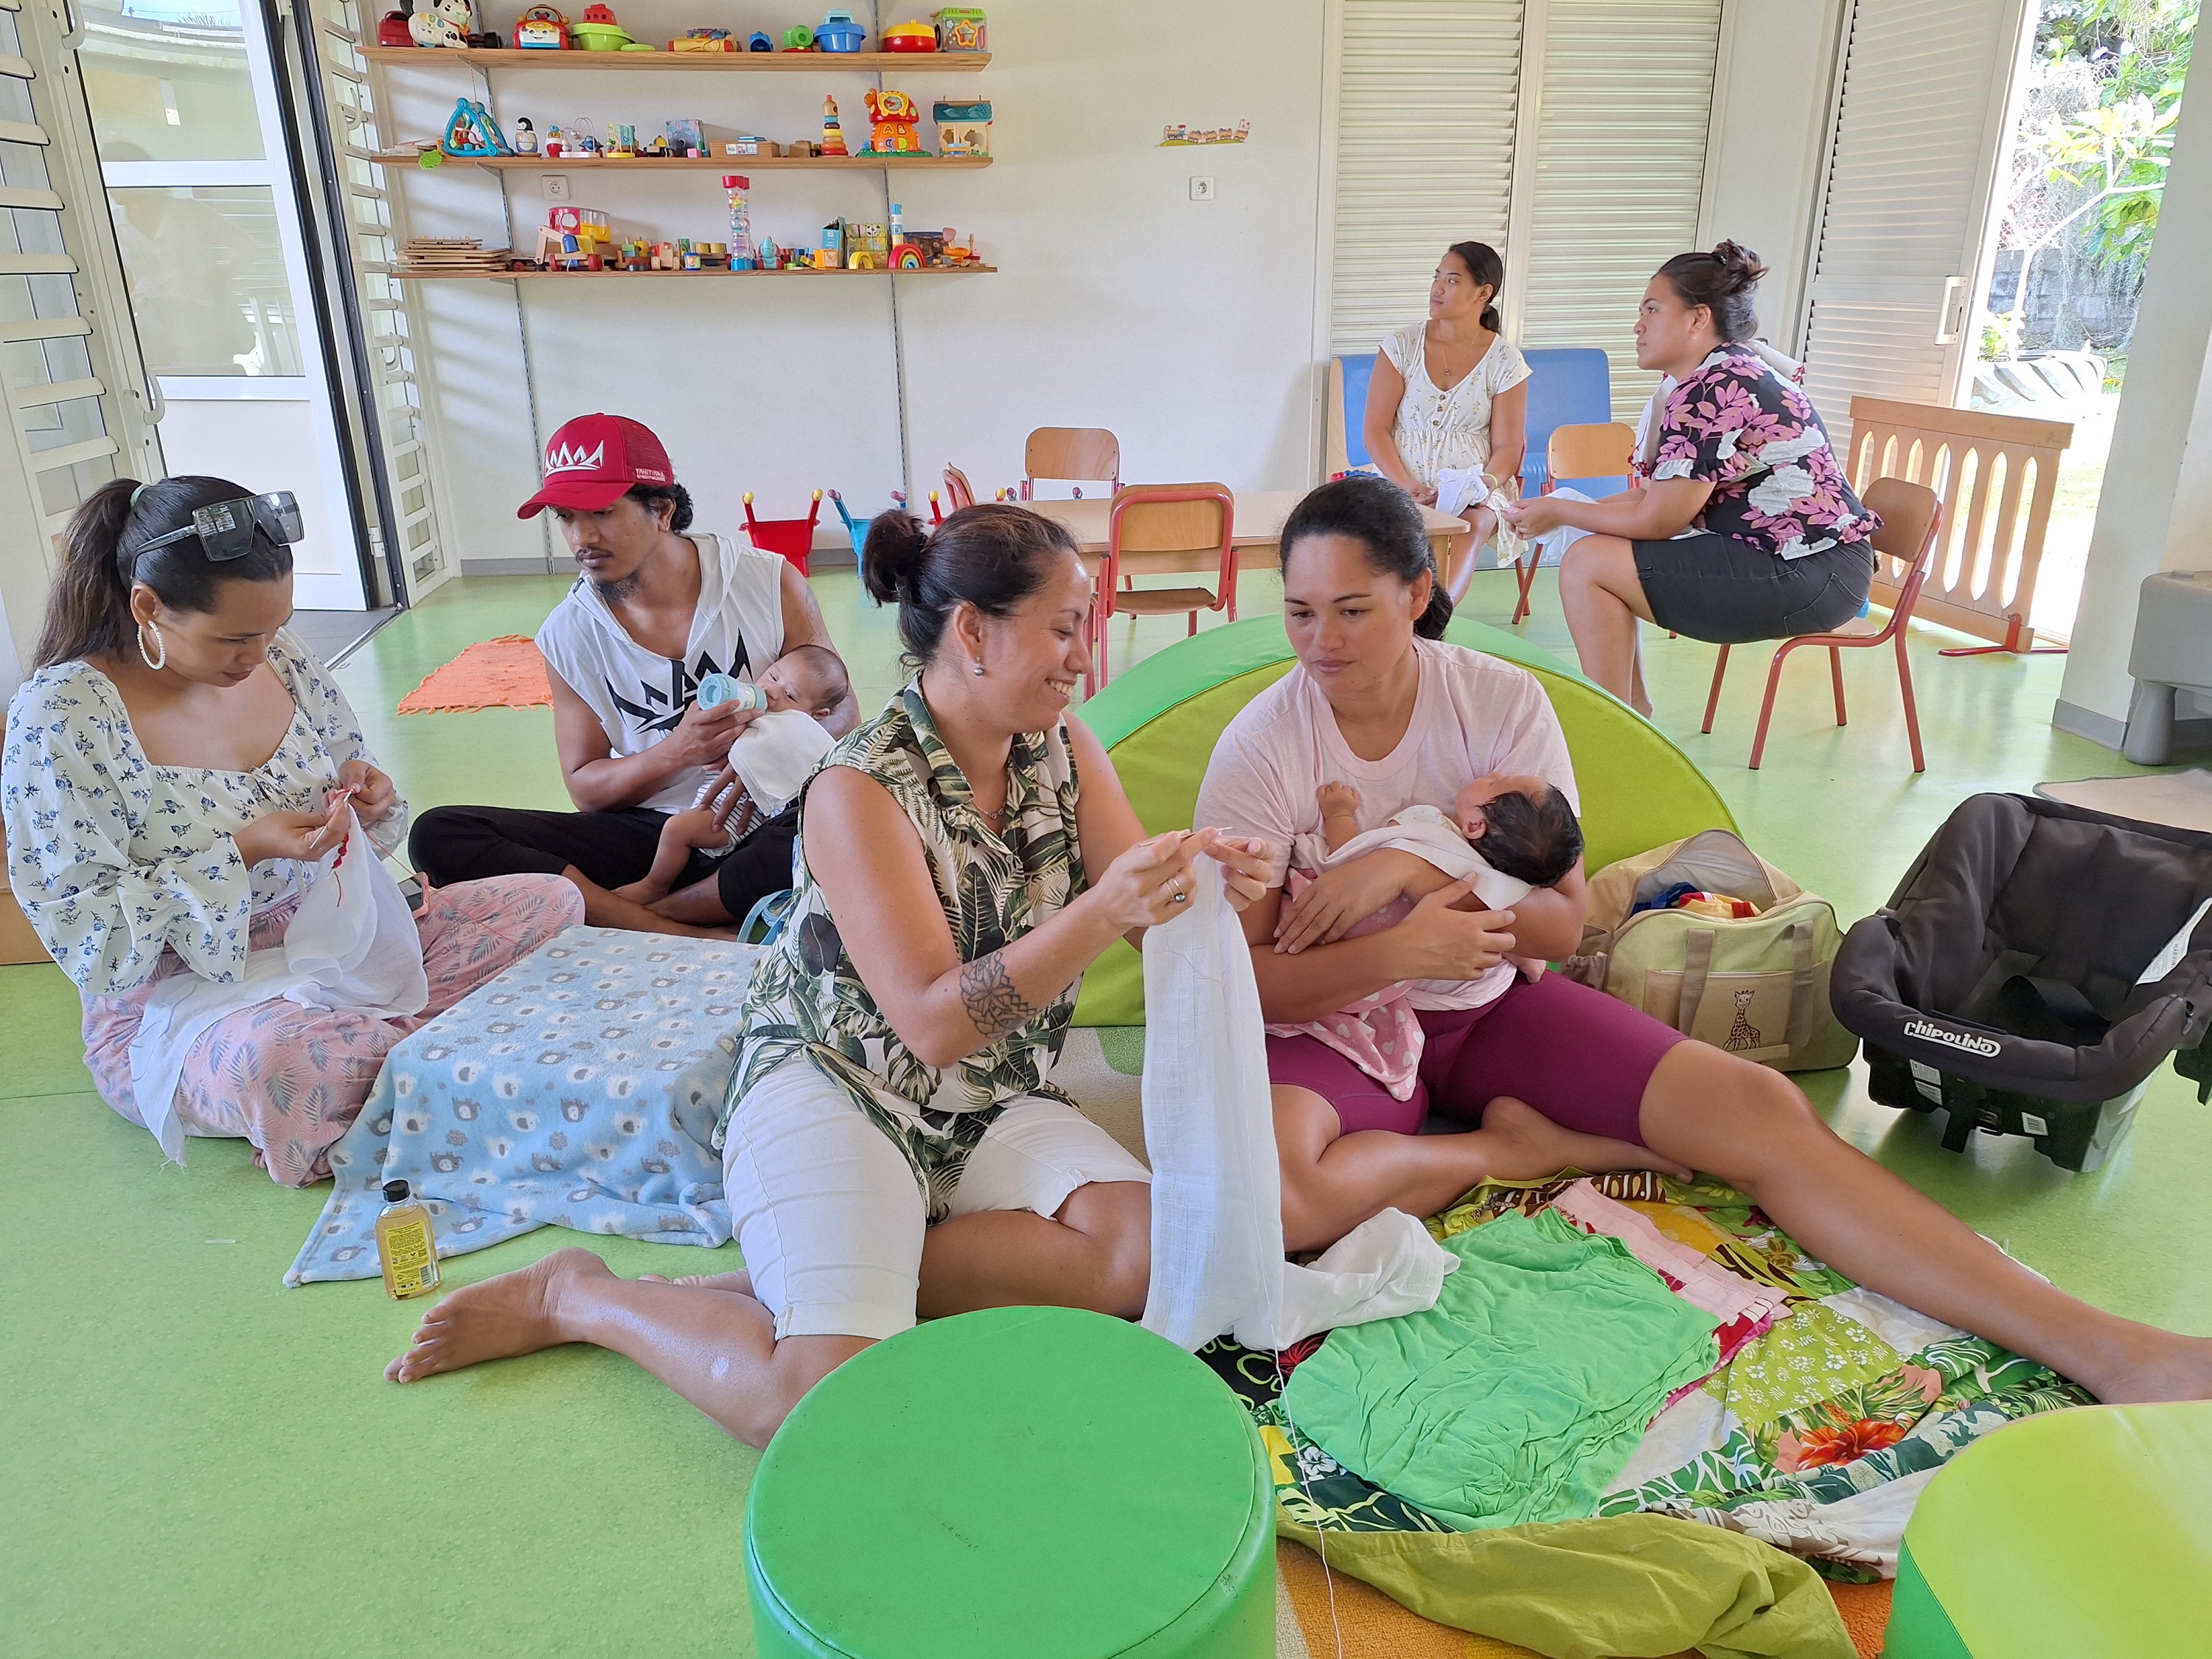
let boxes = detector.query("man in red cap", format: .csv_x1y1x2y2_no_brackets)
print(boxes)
411,414,858,933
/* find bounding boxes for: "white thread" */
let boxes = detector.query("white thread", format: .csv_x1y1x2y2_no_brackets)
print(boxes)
1274,1349,1346,1659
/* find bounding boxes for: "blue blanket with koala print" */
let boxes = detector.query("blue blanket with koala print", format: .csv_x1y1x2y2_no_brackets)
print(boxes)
285,928,750,1286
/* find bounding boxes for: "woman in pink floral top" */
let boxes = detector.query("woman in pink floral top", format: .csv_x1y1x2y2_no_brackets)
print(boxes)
1504,242,1879,714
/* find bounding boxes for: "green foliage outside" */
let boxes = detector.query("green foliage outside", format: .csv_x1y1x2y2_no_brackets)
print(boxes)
1983,0,2197,361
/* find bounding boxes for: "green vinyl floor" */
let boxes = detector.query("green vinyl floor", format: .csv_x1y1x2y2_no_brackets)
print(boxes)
4,563,2207,1658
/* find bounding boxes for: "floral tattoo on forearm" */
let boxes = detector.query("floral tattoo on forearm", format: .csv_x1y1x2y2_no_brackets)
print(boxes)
959,950,1039,1040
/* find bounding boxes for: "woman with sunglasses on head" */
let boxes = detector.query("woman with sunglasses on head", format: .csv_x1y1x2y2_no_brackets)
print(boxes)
1,477,582,1185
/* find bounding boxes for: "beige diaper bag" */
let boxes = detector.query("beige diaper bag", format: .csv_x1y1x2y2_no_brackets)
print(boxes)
1562,830,1858,1072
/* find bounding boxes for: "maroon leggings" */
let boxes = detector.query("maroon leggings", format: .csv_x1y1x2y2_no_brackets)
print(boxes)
1265,971,1686,1144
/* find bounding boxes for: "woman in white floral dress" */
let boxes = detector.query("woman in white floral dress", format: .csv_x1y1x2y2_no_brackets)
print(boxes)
383,504,1273,1447
1,476,580,1185
1364,240,1531,601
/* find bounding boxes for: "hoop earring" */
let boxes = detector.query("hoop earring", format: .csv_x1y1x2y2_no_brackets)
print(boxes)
138,620,167,671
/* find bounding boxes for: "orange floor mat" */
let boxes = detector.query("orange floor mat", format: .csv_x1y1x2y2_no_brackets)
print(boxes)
1279,1540,1891,1658
395,635,552,714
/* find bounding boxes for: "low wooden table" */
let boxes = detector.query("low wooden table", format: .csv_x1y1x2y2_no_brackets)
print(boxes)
1026,488,1467,573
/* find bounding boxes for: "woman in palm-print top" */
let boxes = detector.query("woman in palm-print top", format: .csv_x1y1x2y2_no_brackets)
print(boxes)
383,503,1271,1449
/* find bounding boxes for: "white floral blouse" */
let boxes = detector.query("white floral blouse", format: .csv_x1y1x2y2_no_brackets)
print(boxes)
1,630,408,997
1380,321,1532,487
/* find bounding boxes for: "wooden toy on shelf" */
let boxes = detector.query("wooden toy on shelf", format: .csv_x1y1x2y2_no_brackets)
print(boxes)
408,0,473,49
860,88,922,155
513,116,540,153
891,241,924,269
513,3,569,46
818,94,849,156
933,7,985,50
933,100,990,157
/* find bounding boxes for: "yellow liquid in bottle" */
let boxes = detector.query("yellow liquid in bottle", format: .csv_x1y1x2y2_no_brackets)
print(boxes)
376,1202,442,1300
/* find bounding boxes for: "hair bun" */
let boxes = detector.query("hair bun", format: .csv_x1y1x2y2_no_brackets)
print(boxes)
1709,240,1768,292
860,510,930,605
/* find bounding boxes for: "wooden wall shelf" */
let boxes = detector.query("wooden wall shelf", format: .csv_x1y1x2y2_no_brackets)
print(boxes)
361,46,990,72
374,151,990,171
395,264,996,279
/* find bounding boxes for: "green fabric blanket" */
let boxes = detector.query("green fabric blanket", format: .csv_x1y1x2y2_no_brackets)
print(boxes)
1283,1209,1722,1530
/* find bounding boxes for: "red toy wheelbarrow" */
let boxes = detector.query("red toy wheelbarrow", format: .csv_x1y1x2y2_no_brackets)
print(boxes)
742,490,823,574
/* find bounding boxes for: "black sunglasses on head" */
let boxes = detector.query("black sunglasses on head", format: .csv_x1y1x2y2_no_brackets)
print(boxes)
133,491,305,562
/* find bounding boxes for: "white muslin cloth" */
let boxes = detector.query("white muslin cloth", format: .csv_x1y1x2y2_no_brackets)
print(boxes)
728,709,836,818
1138,858,1456,1352
128,807,429,1162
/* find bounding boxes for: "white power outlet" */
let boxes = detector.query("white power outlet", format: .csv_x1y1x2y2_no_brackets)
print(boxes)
1189,175,1215,201
543,173,571,202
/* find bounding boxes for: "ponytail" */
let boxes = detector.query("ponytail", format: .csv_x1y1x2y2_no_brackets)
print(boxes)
34,479,142,669
32,474,295,670
1445,240,1507,336
862,503,1079,667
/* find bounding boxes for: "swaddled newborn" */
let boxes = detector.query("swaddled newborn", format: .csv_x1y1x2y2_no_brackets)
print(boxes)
614,644,852,907
1270,773,1586,1099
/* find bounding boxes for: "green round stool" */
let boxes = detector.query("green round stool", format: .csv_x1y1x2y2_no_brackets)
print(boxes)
745,1306,1276,1658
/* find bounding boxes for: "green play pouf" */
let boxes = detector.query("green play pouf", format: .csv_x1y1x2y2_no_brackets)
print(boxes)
1072,613,1739,1024
744,1307,1276,1658
1885,1402,2212,1658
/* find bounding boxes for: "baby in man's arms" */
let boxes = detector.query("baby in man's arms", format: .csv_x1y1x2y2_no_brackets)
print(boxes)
614,644,851,906
1270,773,1585,1098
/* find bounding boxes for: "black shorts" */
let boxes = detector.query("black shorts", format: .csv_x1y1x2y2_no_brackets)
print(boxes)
1632,534,1875,646
409,800,799,924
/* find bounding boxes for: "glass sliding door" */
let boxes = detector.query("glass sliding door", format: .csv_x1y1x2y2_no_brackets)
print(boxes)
81,0,370,608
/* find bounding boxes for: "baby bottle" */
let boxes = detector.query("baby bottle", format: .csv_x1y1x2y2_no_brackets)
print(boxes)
695,672,766,712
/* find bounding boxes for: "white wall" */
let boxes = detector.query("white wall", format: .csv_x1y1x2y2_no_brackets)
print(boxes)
2056,55,2212,742
1698,0,1849,356
389,0,1327,569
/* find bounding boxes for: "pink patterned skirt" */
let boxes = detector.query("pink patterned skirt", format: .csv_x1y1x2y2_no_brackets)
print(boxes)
82,873,582,1186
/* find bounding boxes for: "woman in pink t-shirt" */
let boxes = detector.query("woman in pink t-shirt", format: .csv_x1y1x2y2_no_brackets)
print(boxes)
1195,474,2212,1405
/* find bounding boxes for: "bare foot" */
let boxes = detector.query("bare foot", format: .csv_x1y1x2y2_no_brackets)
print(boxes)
1478,1096,1694,1183
385,1245,612,1383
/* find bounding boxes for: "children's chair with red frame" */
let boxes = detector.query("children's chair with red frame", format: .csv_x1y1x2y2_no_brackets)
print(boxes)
742,490,823,575
1700,476,1944,771
1515,420,1638,625
1089,484,1235,693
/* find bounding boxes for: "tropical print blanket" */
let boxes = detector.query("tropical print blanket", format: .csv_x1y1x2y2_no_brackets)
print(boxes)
1203,1172,2090,1582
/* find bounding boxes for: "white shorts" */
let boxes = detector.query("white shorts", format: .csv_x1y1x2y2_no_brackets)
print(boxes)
721,1057,1152,1342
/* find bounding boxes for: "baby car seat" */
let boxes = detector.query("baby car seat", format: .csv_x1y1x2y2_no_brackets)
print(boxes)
1831,793,2212,1171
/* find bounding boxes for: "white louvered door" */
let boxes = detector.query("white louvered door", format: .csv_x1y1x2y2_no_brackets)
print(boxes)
0,0,161,679
1517,0,1723,420
299,0,454,599
1798,0,2032,442
1330,0,1525,356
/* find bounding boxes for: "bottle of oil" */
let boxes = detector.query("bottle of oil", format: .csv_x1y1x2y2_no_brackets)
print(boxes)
375,1179,442,1300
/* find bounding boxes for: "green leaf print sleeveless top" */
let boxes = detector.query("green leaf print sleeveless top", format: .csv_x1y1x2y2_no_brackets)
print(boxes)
728,681,1088,1214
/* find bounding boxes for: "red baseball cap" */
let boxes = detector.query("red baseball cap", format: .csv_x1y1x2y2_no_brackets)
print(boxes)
516,413,675,518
